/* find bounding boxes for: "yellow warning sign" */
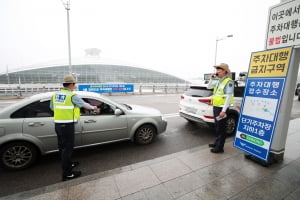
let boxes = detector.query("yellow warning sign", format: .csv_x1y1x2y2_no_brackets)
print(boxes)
248,47,292,77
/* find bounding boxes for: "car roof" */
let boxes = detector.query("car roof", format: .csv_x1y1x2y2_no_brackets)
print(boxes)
189,83,208,87
0,91,115,117
26,90,108,100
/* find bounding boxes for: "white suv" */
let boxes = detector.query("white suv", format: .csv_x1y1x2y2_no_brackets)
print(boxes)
179,81,245,135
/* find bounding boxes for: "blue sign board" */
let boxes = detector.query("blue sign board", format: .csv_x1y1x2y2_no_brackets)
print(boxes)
234,78,285,160
234,47,292,161
78,84,134,93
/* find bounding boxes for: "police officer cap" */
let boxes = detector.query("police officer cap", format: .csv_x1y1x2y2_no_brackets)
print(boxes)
213,63,231,74
63,75,76,84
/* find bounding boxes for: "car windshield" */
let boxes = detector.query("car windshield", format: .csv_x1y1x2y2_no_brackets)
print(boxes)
184,86,213,97
83,93,124,107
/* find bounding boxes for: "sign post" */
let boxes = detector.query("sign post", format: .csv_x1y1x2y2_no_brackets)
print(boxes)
234,47,294,163
265,0,300,162
234,0,300,164
269,48,300,162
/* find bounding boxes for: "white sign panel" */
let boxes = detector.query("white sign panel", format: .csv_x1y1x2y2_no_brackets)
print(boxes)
266,0,300,49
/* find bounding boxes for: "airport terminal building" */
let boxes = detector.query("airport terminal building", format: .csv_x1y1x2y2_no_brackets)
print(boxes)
0,57,186,85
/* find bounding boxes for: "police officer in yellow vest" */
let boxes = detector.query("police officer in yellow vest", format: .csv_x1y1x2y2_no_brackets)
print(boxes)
50,75,98,181
207,63,234,153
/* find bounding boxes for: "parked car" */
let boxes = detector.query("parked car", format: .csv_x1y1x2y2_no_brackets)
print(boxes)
297,88,300,101
0,91,167,170
179,81,245,135
295,82,300,96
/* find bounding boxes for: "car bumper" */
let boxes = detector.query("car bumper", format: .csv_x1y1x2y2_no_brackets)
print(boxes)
179,111,214,124
158,118,168,134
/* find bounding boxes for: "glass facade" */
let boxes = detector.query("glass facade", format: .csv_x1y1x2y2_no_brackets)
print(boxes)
0,64,186,84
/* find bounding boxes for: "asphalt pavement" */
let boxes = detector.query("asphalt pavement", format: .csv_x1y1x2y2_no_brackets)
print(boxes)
0,94,300,198
0,94,217,197
3,118,300,200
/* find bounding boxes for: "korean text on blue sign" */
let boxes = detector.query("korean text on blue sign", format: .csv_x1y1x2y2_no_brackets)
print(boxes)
78,84,134,93
234,47,292,161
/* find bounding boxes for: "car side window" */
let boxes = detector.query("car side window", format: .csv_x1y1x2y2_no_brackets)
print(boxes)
81,98,114,116
11,100,53,118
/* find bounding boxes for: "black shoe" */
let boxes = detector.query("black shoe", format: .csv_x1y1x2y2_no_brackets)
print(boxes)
210,148,224,153
71,161,79,169
208,144,216,148
62,171,81,181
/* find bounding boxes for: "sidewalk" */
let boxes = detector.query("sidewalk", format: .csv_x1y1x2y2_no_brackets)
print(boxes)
2,119,300,200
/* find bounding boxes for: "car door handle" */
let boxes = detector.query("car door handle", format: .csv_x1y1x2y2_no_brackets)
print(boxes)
84,119,96,123
28,122,45,126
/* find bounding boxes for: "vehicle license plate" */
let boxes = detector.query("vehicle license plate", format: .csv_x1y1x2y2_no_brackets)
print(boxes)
185,106,196,114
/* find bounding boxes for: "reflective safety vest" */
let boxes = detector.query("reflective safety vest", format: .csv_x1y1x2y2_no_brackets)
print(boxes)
212,77,234,107
52,89,80,123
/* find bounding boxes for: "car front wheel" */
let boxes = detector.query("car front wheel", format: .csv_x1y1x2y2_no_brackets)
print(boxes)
0,142,38,171
134,124,156,144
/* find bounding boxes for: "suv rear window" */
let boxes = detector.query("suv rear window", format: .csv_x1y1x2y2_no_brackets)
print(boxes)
184,86,213,97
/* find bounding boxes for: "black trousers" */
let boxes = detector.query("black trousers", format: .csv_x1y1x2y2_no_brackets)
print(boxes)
213,106,228,150
55,123,75,177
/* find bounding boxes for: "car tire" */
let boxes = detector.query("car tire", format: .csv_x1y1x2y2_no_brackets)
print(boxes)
0,142,38,171
224,114,238,136
298,94,300,101
134,124,156,145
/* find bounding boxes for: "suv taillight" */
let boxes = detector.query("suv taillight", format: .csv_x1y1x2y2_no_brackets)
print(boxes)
198,99,211,105
204,115,214,119
181,95,184,99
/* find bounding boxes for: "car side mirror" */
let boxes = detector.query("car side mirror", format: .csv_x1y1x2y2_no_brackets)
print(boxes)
114,109,123,116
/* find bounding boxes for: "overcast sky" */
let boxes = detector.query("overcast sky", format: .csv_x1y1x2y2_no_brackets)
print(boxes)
0,0,280,80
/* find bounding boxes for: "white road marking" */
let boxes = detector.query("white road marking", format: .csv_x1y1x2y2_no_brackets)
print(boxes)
163,113,180,118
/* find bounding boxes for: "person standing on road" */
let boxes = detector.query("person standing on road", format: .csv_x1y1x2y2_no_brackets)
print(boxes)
207,63,234,153
50,75,98,181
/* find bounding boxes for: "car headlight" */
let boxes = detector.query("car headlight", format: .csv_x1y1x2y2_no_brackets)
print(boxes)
161,116,167,122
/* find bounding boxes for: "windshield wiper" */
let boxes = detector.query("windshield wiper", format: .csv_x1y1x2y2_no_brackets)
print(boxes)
123,104,132,110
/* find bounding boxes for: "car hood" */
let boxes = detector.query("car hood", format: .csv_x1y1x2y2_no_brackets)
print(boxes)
127,104,162,115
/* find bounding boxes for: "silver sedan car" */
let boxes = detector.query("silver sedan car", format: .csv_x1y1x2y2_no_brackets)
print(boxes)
0,91,167,170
